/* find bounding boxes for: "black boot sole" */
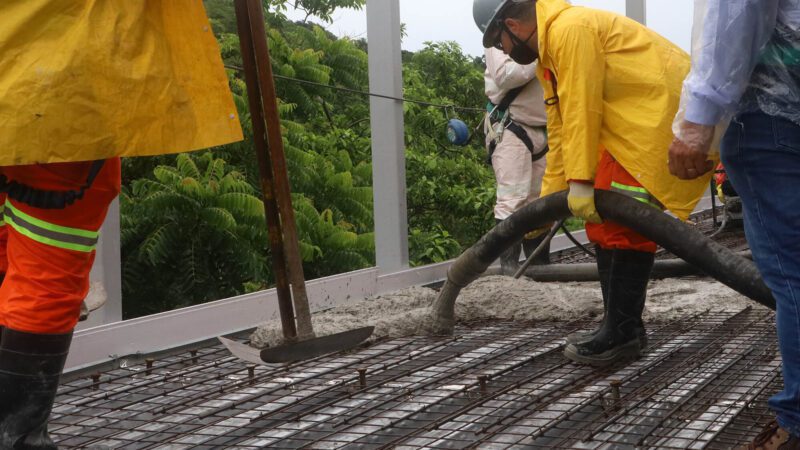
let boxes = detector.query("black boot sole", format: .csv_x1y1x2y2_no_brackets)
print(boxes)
563,338,641,367
565,330,648,348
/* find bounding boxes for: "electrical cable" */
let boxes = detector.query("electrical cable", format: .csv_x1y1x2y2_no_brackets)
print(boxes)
224,64,485,113
560,224,597,258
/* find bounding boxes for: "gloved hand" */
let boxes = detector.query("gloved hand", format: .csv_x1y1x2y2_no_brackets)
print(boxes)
568,181,602,224
668,120,715,180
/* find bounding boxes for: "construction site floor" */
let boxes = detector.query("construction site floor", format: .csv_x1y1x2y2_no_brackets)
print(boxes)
52,310,777,449
52,212,776,449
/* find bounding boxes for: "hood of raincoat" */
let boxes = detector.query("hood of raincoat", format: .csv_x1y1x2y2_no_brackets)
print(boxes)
533,0,715,221
0,1,243,166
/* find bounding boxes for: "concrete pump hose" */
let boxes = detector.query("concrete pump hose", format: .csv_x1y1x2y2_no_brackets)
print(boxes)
424,190,775,336
517,250,752,282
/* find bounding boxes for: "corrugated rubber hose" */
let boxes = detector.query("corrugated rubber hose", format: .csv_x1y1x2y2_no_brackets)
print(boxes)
421,190,775,336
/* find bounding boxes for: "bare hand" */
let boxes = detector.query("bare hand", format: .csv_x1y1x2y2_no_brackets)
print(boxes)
668,121,715,180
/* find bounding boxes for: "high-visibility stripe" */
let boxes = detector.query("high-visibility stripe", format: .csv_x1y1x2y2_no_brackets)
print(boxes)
610,181,648,195
610,182,663,210
6,202,98,239
0,204,5,227
4,202,98,252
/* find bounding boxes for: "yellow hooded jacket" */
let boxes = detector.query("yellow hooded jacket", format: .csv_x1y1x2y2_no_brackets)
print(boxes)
0,1,243,166
535,0,716,220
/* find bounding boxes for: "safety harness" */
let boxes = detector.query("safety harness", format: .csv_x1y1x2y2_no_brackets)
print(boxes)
486,85,549,165
0,160,105,210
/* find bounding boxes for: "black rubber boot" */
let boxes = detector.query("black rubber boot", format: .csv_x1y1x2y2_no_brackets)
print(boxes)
563,249,655,367
522,234,551,265
0,327,72,450
566,245,611,345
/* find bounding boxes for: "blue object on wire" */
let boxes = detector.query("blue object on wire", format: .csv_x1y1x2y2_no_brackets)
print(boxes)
446,119,470,146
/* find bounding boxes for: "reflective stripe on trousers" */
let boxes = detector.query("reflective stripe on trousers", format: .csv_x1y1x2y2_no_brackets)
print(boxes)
3,201,99,253
585,151,659,253
0,158,121,334
610,181,664,210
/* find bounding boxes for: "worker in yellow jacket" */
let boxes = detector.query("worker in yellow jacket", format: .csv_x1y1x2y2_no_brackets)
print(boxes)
473,0,716,366
0,2,242,447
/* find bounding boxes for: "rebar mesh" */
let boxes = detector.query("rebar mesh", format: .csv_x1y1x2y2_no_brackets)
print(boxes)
52,307,779,449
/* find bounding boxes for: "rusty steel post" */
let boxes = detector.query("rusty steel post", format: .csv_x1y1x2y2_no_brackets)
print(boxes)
233,0,298,341
237,0,315,339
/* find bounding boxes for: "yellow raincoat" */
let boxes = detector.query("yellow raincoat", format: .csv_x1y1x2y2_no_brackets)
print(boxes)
535,0,716,220
0,1,243,166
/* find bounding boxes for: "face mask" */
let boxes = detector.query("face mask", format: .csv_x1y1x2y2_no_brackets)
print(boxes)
505,24,538,65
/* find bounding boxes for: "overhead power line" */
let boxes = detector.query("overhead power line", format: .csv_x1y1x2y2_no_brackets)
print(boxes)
224,64,485,113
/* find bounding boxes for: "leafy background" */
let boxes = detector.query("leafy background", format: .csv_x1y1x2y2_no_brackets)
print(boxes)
120,0,500,318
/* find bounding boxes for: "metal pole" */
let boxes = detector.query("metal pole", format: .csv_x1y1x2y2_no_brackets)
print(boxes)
513,219,564,279
626,0,647,25
242,0,315,339
234,0,297,341
366,0,409,274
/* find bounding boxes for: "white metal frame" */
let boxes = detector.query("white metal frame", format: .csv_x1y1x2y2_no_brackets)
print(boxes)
367,0,409,274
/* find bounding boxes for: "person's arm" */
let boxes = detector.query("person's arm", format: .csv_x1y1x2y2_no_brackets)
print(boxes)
670,0,779,180
683,0,780,126
537,66,567,197
549,24,605,223
486,48,537,91
683,0,780,125
550,25,603,185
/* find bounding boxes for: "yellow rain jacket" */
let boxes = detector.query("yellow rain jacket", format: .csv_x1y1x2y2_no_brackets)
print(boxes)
0,1,243,166
535,0,717,220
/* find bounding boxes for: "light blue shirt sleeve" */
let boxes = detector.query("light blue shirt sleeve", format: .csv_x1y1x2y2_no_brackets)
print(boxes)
684,0,780,125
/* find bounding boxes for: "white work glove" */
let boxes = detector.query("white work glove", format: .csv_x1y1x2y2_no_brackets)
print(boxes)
567,181,602,224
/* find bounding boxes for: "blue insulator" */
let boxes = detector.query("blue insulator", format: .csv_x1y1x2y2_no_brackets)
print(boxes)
446,119,470,146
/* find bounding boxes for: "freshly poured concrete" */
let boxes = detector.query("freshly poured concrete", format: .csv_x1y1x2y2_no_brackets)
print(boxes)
251,275,763,348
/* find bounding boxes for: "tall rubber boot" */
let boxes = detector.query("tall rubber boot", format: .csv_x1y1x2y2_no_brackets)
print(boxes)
0,327,72,450
566,245,611,344
522,234,551,265
563,249,655,367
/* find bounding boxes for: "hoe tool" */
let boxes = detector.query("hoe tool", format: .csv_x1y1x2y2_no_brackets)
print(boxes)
221,0,373,364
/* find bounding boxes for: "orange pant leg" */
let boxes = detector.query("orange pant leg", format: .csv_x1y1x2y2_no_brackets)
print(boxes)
0,158,121,333
585,151,658,253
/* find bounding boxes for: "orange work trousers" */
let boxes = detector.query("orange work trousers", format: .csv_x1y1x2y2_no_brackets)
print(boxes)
0,158,121,334
585,151,659,253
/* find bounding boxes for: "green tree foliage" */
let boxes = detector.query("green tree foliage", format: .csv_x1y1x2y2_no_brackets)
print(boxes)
121,153,268,317
120,1,496,316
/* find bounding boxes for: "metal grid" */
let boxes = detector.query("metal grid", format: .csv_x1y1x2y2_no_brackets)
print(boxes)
52,307,779,449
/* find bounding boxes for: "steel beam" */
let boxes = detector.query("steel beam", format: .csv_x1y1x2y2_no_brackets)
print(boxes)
626,0,646,25
366,0,409,274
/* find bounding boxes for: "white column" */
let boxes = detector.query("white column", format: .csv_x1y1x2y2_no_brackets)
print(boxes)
76,198,122,330
626,0,646,25
366,0,409,274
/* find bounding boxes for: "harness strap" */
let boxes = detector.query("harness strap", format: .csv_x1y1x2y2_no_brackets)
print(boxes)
487,122,549,165
0,160,105,210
